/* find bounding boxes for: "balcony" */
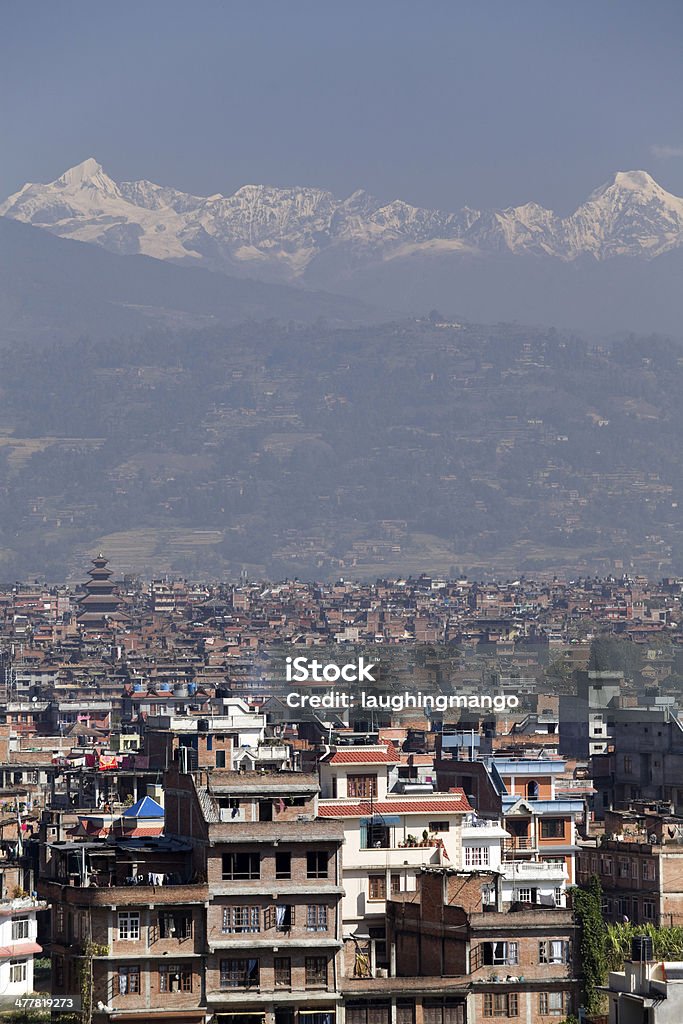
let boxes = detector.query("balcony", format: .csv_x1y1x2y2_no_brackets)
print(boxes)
38,877,209,908
502,860,566,881
206,987,337,1005
463,818,508,841
504,837,536,853
352,846,444,869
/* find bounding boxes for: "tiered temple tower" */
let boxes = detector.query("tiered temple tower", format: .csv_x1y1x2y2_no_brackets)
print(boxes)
77,553,122,631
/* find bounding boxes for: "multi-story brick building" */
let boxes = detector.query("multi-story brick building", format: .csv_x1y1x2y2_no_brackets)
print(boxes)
577,808,683,927
40,767,345,1024
39,830,209,1024
166,767,344,1024
382,868,578,1024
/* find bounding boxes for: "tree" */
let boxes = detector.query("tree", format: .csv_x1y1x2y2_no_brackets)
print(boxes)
571,876,608,1015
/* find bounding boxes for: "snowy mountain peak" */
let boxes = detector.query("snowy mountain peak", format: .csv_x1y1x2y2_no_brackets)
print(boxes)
589,170,667,203
1,161,682,275
55,157,106,187
611,169,659,192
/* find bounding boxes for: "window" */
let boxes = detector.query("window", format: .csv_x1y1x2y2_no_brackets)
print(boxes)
307,851,328,878
222,906,260,934
631,861,639,880
274,957,291,986
159,964,192,992
642,861,656,881
518,888,532,903
222,852,260,880
554,888,563,908
617,897,630,918
464,846,490,868
369,875,387,900
54,955,65,988
601,856,613,876
265,904,295,931
429,821,450,833
118,912,140,941
159,912,192,939
348,774,377,799
55,906,65,935
618,858,629,879
643,900,656,921
305,956,328,987
540,818,565,840
539,940,571,964
276,851,291,879
347,1007,391,1024
539,992,568,1016
306,905,328,931
9,960,27,985
624,756,633,775
118,965,140,995
483,993,518,1017
423,1001,464,1024
396,1001,415,1024
483,942,518,966
363,822,391,849
219,958,260,989
11,917,29,941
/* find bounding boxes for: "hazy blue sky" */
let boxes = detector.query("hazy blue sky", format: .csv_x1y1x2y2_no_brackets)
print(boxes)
2,0,682,212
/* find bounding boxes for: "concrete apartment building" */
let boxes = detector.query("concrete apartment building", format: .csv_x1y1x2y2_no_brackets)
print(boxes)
592,707,683,818
559,669,623,758
142,696,267,771
318,744,473,976
605,949,683,1023
491,758,584,899
0,895,45,1000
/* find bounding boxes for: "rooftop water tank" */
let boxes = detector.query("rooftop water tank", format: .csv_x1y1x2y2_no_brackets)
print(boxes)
631,935,653,962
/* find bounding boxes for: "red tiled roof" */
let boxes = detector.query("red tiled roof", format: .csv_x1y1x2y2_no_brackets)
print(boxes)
115,825,165,838
318,793,471,817
327,749,398,764
0,942,42,958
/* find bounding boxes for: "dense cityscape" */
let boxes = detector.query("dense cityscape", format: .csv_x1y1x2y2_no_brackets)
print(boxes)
0,559,682,1022
3,5,681,1023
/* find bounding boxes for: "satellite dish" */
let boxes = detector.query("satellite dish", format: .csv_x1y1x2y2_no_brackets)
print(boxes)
649,834,658,844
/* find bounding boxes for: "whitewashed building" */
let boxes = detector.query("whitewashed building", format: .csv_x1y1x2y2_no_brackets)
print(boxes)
0,896,45,998
318,745,472,974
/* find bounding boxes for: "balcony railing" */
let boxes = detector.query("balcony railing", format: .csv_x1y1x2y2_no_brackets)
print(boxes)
356,846,443,868
505,837,535,852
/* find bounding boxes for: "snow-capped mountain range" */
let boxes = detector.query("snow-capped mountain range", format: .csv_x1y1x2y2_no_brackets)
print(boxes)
2,158,683,282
